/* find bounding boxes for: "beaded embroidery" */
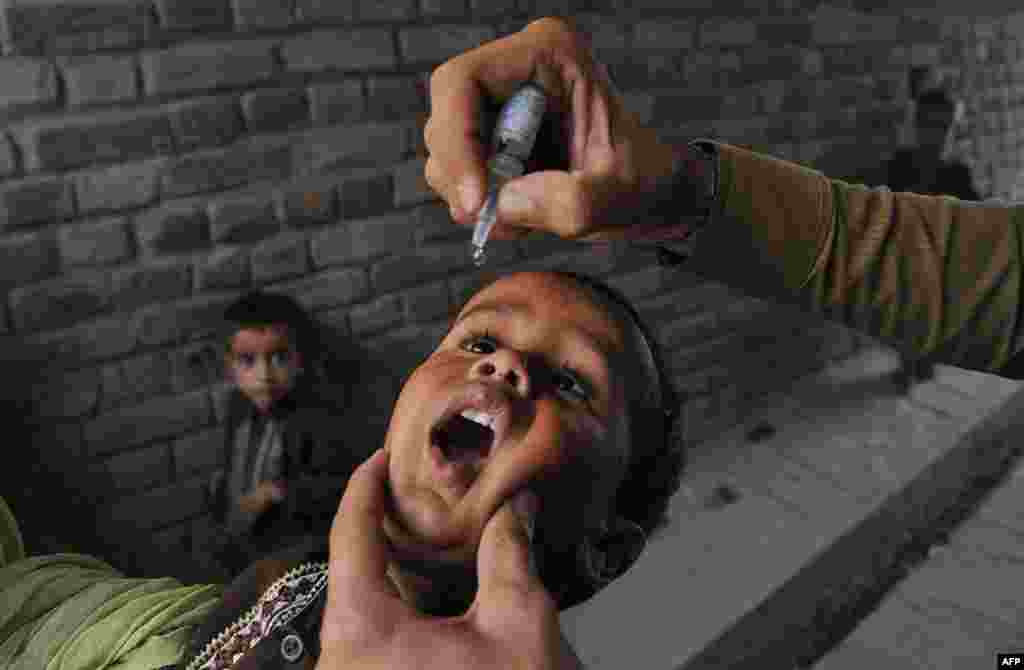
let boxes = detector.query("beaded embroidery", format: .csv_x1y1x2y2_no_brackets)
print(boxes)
186,561,329,670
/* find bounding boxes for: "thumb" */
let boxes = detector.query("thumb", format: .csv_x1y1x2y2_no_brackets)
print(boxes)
474,489,548,620
495,171,593,241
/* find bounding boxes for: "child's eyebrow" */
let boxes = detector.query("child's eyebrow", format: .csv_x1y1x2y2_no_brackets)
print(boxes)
456,301,614,364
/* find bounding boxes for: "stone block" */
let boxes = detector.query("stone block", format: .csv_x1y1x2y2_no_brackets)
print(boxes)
141,39,276,97
136,294,237,347
419,0,467,18
308,79,364,125
74,158,163,215
100,351,173,410
275,267,368,311
167,96,245,152
310,225,351,268
392,157,436,207
412,201,461,245
757,18,813,46
366,75,425,121
633,19,694,51
276,181,336,227
810,6,903,45
97,443,174,494
401,280,449,323
0,57,58,114
232,0,293,29
604,264,668,302
281,28,395,72
241,88,308,134
573,13,629,54
24,312,139,366
360,0,416,21
335,173,393,221
210,382,233,424
467,0,514,17
174,426,226,476
29,367,100,419
10,271,109,332
0,175,74,229
61,54,137,107
0,134,17,177
370,241,470,293
349,294,403,336
699,18,756,48
168,340,222,393
58,217,133,267
99,474,207,532
296,123,406,175
398,24,495,66
153,0,231,30
162,137,293,197
197,245,250,290
135,201,210,255
2,0,151,55
14,110,174,172
207,194,280,244
293,0,355,23
251,232,309,283
110,261,192,312
349,212,415,262
0,231,59,286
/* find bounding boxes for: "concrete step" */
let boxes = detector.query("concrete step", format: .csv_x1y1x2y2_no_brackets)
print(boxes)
814,461,1024,670
559,347,1024,670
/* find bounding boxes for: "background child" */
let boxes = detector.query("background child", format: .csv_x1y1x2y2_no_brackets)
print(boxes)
197,291,358,579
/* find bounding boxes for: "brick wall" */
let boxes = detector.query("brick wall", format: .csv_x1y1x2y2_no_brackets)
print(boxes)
3,1,1022,581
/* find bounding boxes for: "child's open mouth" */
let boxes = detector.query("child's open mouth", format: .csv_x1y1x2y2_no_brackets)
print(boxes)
431,409,496,466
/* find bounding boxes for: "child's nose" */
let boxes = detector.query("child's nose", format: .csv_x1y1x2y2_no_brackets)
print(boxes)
253,358,272,380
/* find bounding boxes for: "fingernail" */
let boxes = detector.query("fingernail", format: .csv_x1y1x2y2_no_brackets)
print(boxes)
497,186,534,219
459,179,482,215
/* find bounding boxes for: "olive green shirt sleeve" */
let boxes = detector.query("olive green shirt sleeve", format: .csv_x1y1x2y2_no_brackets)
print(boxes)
685,142,1024,375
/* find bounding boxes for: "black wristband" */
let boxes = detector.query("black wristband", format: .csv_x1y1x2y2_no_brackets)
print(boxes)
649,141,719,266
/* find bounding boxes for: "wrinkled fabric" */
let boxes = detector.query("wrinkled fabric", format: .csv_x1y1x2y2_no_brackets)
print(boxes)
689,142,1024,375
0,496,223,670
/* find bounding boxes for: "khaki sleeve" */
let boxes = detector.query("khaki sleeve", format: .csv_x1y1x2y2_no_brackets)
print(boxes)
688,142,1024,374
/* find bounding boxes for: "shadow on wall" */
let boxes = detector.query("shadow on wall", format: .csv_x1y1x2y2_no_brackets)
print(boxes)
2,350,111,559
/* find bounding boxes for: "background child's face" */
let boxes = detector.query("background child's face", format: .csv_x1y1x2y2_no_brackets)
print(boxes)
380,271,646,578
228,325,303,412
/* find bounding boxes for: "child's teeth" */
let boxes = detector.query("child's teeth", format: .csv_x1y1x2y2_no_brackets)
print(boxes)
460,409,494,428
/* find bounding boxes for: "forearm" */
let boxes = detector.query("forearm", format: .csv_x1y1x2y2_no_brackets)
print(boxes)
669,142,1024,374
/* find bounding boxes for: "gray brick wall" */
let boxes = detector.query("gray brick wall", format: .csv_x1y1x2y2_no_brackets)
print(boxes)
3,0,1020,580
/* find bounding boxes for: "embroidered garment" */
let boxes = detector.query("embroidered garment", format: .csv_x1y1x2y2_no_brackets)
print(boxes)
185,561,328,670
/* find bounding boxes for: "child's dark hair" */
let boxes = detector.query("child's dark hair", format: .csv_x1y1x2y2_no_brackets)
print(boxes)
223,291,319,358
539,271,686,609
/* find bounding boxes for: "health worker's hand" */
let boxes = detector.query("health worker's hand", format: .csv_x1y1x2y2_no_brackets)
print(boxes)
315,447,585,670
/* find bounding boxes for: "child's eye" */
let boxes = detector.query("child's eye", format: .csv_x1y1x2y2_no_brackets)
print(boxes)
461,333,498,355
461,331,592,403
554,368,590,402
238,353,256,366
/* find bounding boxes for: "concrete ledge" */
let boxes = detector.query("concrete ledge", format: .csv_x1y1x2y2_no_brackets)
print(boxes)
559,347,1023,669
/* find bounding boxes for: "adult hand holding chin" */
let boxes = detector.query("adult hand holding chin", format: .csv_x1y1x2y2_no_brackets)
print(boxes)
316,447,584,670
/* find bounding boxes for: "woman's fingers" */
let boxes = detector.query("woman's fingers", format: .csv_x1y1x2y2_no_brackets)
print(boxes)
325,449,402,613
471,490,555,636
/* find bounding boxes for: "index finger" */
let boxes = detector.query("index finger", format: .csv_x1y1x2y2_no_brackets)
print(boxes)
425,18,585,218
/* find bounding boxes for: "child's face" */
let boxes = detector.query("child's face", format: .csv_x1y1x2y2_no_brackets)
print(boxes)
228,325,303,412
381,272,645,577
